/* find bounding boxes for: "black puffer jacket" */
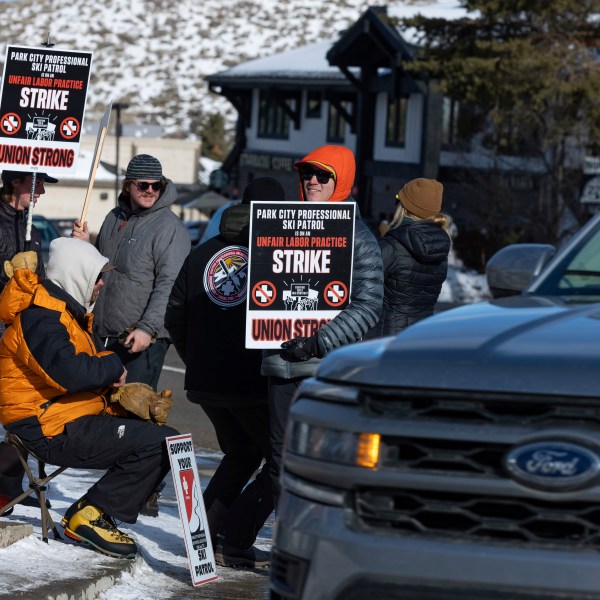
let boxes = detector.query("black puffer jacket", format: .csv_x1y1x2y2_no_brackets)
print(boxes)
0,200,45,294
366,220,450,338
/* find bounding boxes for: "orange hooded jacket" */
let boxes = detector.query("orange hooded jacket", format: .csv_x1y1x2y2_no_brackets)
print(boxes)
0,269,125,437
295,145,356,202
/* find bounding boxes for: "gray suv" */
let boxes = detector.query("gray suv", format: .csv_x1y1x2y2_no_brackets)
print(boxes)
271,212,600,600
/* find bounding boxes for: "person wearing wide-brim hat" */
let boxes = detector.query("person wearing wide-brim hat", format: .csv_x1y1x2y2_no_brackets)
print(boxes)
0,170,58,295
365,177,452,339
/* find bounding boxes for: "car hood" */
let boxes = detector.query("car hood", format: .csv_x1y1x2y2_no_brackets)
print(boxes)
317,296,600,398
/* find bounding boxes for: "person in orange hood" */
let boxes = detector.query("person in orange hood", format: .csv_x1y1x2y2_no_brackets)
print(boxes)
294,145,356,203
261,144,384,504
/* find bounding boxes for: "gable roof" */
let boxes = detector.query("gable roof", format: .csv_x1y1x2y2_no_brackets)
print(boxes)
327,6,416,69
206,40,355,87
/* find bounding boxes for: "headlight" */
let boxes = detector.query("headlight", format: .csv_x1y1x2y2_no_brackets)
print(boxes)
287,419,380,468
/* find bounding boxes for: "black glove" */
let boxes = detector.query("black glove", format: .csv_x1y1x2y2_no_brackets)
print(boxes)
280,335,321,362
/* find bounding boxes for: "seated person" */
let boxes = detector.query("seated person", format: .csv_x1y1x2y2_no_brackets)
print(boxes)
0,238,178,559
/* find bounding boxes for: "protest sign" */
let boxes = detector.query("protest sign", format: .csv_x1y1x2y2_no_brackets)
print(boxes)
246,201,355,349
166,434,217,587
0,45,92,174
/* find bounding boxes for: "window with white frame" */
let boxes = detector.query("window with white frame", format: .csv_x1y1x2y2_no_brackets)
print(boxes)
386,95,408,147
327,99,351,143
258,91,291,139
306,91,322,119
442,96,459,148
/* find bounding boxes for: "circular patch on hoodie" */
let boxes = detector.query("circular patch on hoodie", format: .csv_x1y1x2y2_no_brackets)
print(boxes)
203,246,249,307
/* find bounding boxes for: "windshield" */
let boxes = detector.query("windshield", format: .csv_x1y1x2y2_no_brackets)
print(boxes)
534,222,600,302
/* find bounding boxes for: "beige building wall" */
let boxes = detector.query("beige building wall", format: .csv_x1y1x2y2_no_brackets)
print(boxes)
36,135,202,235
97,136,202,186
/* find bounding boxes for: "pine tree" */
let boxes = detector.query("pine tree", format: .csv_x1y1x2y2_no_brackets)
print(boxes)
402,0,600,243
200,112,232,162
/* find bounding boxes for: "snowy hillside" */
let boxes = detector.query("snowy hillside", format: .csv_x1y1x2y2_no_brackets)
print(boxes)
0,0,458,138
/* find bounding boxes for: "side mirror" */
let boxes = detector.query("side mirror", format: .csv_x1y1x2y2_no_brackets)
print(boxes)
486,244,556,298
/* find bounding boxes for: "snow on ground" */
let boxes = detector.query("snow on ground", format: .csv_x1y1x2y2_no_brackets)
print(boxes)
1,449,272,599
440,244,491,305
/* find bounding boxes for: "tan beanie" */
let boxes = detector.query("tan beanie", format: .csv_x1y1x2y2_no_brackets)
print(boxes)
397,178,443,218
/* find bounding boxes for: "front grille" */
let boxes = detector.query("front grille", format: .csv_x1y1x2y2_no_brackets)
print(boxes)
381,437,508,476
365,388,600,427
356,488,600,550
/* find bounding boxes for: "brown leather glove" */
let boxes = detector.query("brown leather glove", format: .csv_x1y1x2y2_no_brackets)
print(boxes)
110,383,173,425
4,251,38,278
150,389,173,425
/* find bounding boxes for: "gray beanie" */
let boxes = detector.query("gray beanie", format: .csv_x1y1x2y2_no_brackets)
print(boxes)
125,154,163,180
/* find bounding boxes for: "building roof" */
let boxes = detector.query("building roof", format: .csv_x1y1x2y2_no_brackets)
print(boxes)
206,40,356,86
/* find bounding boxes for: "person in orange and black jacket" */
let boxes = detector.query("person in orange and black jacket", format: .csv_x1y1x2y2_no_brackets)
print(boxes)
0,170,58,506
0,237,178,559
261,145,384,505
166,177,286,568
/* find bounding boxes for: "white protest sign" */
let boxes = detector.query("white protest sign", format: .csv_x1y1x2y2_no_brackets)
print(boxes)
0,44,93,175
166,434,217,586
245,201,356,348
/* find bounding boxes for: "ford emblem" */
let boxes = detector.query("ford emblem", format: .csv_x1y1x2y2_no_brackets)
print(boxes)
505,441,600,491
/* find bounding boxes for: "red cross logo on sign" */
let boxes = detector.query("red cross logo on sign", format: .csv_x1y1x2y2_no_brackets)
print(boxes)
252,281,276,307
60,117,80,139
1,113,21,135
324,281,348,307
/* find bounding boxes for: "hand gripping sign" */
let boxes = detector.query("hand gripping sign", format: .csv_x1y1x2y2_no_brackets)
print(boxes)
245,201,355,349
166,434,218,586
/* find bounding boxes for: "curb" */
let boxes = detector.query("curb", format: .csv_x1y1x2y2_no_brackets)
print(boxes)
34,556,142,600
0,520,33,549
0,551,142,600
0,520,141,600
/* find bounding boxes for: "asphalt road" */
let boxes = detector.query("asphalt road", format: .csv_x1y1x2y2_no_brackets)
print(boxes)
157,346,220,451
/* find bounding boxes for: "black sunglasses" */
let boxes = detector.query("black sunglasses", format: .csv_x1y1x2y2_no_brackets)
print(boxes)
133,181,162,192
300,170,333,184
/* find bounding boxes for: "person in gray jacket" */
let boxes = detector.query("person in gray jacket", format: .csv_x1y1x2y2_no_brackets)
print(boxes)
262,144,383,504
72,154,190,390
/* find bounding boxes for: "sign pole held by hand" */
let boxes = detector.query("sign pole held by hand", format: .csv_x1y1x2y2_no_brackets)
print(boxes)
24,171,37,248
80,101,112,224
24,35,53,249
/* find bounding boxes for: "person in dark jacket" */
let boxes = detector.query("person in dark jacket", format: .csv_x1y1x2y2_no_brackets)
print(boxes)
262,145,383,505
367,178,451,338
166,177,286,568
0,170,58,298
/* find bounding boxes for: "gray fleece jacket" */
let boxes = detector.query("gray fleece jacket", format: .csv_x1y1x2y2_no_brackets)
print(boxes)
92,180,190,340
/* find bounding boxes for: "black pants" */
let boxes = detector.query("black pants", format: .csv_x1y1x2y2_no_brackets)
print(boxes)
13,415,178,523
105,338,170,390
188,392,274,549
267,376,304,507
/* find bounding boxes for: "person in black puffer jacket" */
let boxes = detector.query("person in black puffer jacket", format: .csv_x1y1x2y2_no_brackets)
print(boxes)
366,178,451,339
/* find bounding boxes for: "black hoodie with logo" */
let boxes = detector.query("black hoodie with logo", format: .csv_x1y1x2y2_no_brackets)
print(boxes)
165,203,266,405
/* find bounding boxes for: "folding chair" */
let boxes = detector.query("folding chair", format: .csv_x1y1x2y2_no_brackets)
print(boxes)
0,432,68,542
